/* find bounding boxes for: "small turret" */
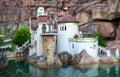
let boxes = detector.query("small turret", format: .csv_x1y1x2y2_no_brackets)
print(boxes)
57,12,79,53
37,7,45,17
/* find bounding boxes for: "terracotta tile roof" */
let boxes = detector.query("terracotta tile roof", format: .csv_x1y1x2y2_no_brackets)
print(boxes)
37,16,49,22
57,13,78,23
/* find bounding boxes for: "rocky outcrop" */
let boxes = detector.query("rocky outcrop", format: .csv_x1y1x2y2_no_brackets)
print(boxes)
71,49,96,66
71,54,81,65
79,22,98,33
116,23,120,40
0,0,120,23
76,11,91,25
29,55,62,68
99,57,114,64
0,0,120,41
107,40,120,49
58,52,72,66
97,22,115,39
80,49,96,64
54,54,63,67
91,0,120,20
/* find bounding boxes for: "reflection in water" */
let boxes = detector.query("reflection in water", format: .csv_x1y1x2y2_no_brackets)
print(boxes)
1,60,120,77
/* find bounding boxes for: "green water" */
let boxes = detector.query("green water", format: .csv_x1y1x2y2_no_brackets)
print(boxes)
0,60,120,77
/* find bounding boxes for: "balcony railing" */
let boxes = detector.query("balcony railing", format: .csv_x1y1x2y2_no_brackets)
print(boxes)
79,33,95,38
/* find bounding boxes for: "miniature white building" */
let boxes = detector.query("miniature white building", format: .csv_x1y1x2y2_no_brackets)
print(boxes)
57,13,79,53
30,2,57,59
30,5,99,59
69,37,98,58
29,4,49,56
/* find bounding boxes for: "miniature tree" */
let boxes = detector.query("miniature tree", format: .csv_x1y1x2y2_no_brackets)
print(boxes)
13,24,31,47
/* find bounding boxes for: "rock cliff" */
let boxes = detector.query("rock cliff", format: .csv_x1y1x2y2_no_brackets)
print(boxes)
0,0,120,42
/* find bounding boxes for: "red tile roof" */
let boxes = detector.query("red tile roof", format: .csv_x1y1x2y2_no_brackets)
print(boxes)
37,16,49,22
57,13,78,23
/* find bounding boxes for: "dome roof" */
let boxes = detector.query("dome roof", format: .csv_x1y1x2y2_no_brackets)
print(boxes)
57,13,78,23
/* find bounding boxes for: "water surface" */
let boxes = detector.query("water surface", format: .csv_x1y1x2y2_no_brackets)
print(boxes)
0,60,120,77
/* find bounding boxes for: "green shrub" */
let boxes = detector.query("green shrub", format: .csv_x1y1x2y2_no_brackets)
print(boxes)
8,43,15,52
13,24,31,46
0,28,5,34
94,33,107,47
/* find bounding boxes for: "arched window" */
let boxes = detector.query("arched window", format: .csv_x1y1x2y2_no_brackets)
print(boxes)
65,26,66,31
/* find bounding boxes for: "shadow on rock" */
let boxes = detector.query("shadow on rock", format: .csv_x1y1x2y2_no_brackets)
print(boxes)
58,51,72,67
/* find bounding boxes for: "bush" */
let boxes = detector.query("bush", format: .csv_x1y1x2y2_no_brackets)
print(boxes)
94,33,107,47
13,25,31,46
8,43,15,52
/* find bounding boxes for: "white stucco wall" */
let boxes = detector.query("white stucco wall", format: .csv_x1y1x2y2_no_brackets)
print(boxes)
29,30,37,56
30,21,51,56
69,41,77,55
29,47,37,56
36,22,48,56
57,23,78,53
69,38,98,58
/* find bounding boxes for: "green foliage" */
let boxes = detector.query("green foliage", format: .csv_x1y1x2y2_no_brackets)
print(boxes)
0,28,5,34
8,43,15,52
94,33,107,47
0,28,6,40
13,24,31,46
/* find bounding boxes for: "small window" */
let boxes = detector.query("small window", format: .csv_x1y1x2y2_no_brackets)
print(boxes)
65,26,66,31
62,26,64,31
72,44,74,49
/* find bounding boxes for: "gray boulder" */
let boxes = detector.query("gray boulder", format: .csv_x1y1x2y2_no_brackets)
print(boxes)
71,54,81,65
54,54,62,67
59,51,72,66
80,49,95,64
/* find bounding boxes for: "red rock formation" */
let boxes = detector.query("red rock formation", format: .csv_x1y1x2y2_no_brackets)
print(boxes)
97,22,115,38
0,0,120,42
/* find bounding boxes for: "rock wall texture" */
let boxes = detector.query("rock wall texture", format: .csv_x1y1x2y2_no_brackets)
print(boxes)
0,0,120,41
